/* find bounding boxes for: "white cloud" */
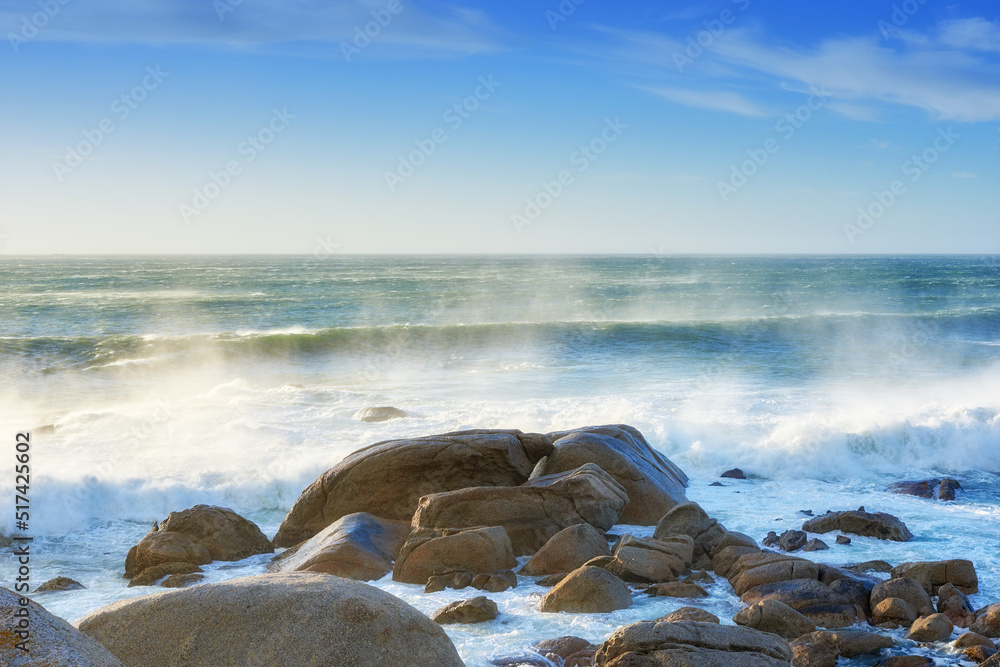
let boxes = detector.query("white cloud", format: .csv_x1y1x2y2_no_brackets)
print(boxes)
642,87,768,116
938,18,1000,52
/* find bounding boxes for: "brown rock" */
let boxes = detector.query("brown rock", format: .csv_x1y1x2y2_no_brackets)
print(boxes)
938,582,974,614
836,535,851,545
160,573,205,588
973,604,1000,638
904,612,953,642
520,523,611,576
733,599,816,638
542,424,688,524
829,630,896,657
778,530,808,552
653,501,727,570
645,581,708,598
965,645,999,663
870,577,934,617
604,534,693,583
127,562,204,587
798,603,858,629
891,559,978,595
801,509,913,541
565,647,597,667
802,539,829,552
34,576,86,593
156,505,272,561
413,463,628,555
871,597,918,628
471,570,518,593
354,406,408,422
424,569,475,593
731,558,820,597
269,512,410,581
535,573,568,587
596,620,793,666
124,532,211,579
789,631,840,667
828,576,873,619
955,631,996,649
740,579,849,611
721,468,746,479
845,560,893,574
393,526,516,585
889,478,962,500
657,607,720,623
432,596,499,624
712,545,761,579
273,429,552,547
534,636,593,661
873,657,933,667
538,566,632,613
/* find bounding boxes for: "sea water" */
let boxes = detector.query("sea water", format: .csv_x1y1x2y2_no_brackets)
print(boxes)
1,255,998,665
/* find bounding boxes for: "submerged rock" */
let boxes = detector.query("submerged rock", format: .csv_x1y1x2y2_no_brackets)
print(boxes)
354,406,408,422
34,576,86,593
801,509,913,542
721,468,747,479
889,478,962,501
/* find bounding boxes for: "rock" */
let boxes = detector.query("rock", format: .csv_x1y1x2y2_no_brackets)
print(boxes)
274,429,552,547
432,596,499,624
870,578,934,617
778,530,808,552
873,658,933,667
733,599,816,638
800,603,859,629
127,562,204,587
799,510,814,516
1,585,124,666
604,534,693,583
891,559,978,595
938,582,974,614
967,646,1000,663
871,597,918,628
653,501,727,570
889,478,962,500
595,620,792,666
789,631,840,667
472,570,518,593
721,468,746,479
973,604,1000,638
541,424,688,524
712,546,761,579
688,569,715,584
801,509,913,542
425,569,474,593
828,576,873,619
161,573,204,588
741,579,849,612
490,655,554,667
955,632,996,649
657,607,720,623
124,532,210,579
565,647,597,667
155,504,272,561
730,556,820,597
538,566,632,613
393,526,517,584
904,612,953,642
534,636,592,661
646,581,708,598
982,653,1000,667
835,535,851,545
716,531,760,552
802,539,829,552
76,573,464,667
710,481,725,486
762,531,779,547
34,576,86,593
269,512,409,581
414,463,628,555
520,523,612,576
845,560,893,574
536,573,568,587
354,406,408,422
830,630,896,657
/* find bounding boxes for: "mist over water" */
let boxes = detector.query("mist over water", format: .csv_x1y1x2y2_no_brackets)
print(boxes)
2,255,999,663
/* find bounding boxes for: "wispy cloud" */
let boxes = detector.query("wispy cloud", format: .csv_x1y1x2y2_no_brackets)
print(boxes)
938,18,1000,53
642,86,768,116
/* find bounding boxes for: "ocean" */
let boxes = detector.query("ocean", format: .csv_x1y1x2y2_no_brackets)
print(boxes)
2,255,999,665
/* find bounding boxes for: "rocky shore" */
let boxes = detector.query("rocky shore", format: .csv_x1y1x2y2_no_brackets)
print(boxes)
2,424,996,666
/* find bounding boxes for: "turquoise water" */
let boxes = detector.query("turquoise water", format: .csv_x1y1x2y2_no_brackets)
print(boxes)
1,255,999,664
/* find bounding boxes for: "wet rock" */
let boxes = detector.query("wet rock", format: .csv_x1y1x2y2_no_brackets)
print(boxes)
534,636,592,662
34,576,86,593
973,604,1000,638
653,501,727,571
889,478,962,501
835,535,851,545
828,576,873,620
425,569,474,593
955,631,996,649
161,573,204,588
741,578,849,612
802,538,829,552
712,545,762,579
520,523,611,576
127,562,204,587
432,596,499,624
535,573,568,587
845,560,893,574
873,657,933,667
354,406,409,422
830,630,896,657
657,607,720,623
716,531,760,552
733,599,816,638
789,630,840,667
597,620,792,666
709,481,725,487
472,570,518,593
871,597,918,628
904,612,953,642
778,530,808,552
604,534,693,583
966,645,999,663
413,463,628,555
762,531,779,547
269,512,410,581
891,559,978,595
938,582,974,615
393,526,517,584
802,509,913,542
645,581,708,598
799,510,814,517
541,425,689,525
870,577,934,617
721,468,746,479
538,566,632,613
730,555,820,597
798,603,859,629
274,429,552,547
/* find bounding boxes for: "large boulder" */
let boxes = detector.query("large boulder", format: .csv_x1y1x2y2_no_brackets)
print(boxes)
653,501,727,570
412,463,628,555
801,509,913,542
594,620,792,666
432,596,499,624
870,578,934,617
269,512,410,581
124,532,211,579
541,424,688,524
789,631,840,667
740,579,849,611
538,566,632,613
731,557,820,597
891,560,978,595
872,598,918,628
76,573,464,667
973,604,1000,638
520,523,612,576
889,478,962,500
733,599,816,638
393,526,516,584
1,585,123,666
904,613,953,642
274,429,552,547
604,534,693,583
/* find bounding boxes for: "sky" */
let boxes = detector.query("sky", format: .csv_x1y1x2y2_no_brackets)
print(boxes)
0,0,997,254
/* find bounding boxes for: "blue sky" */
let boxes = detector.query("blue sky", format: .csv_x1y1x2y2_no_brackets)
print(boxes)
0,0,997,254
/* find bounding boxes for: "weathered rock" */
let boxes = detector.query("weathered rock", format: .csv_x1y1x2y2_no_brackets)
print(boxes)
845,560,893,574
762,531,779,547
712,545,761,579
76,573,464,667
741,579,849,612
274,429,552,547
891,559,978,595
124,532,211,579
653,501,727,570
541,424,688,524
731,557,820,597
830,630,896,657
127,562,204,587
472,570,518,593
520,523,611,576
870,577,934,617
657,607,721,623
873,657,933,667
595,620,793,667
161,573,204,588
491,656,554,667
955,631,996,649
354,406,408,422
938,582,974,614
156,505,272,562
646,581,708,598
973,604,1000,638
565,647,597,667
828,576,873,619
889,478,962,500
778,530,808,552
34,576,86,593
802,539,829,552
534,636,593,662
835,535,851,545
1,585,124,666
413,463,628,555
424,569,475,593
721,468,747,479
966,645,999,663
733,599,816,638
802,509,913,541
536,573,568,587
981,652,1000,667
538,566,632,613
432,596,499,624
269,512,409,581
716,531,760,552
871,597,918,628
904,612,953,642
393,526,516,584
604,534,693,583
789,631,840,667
